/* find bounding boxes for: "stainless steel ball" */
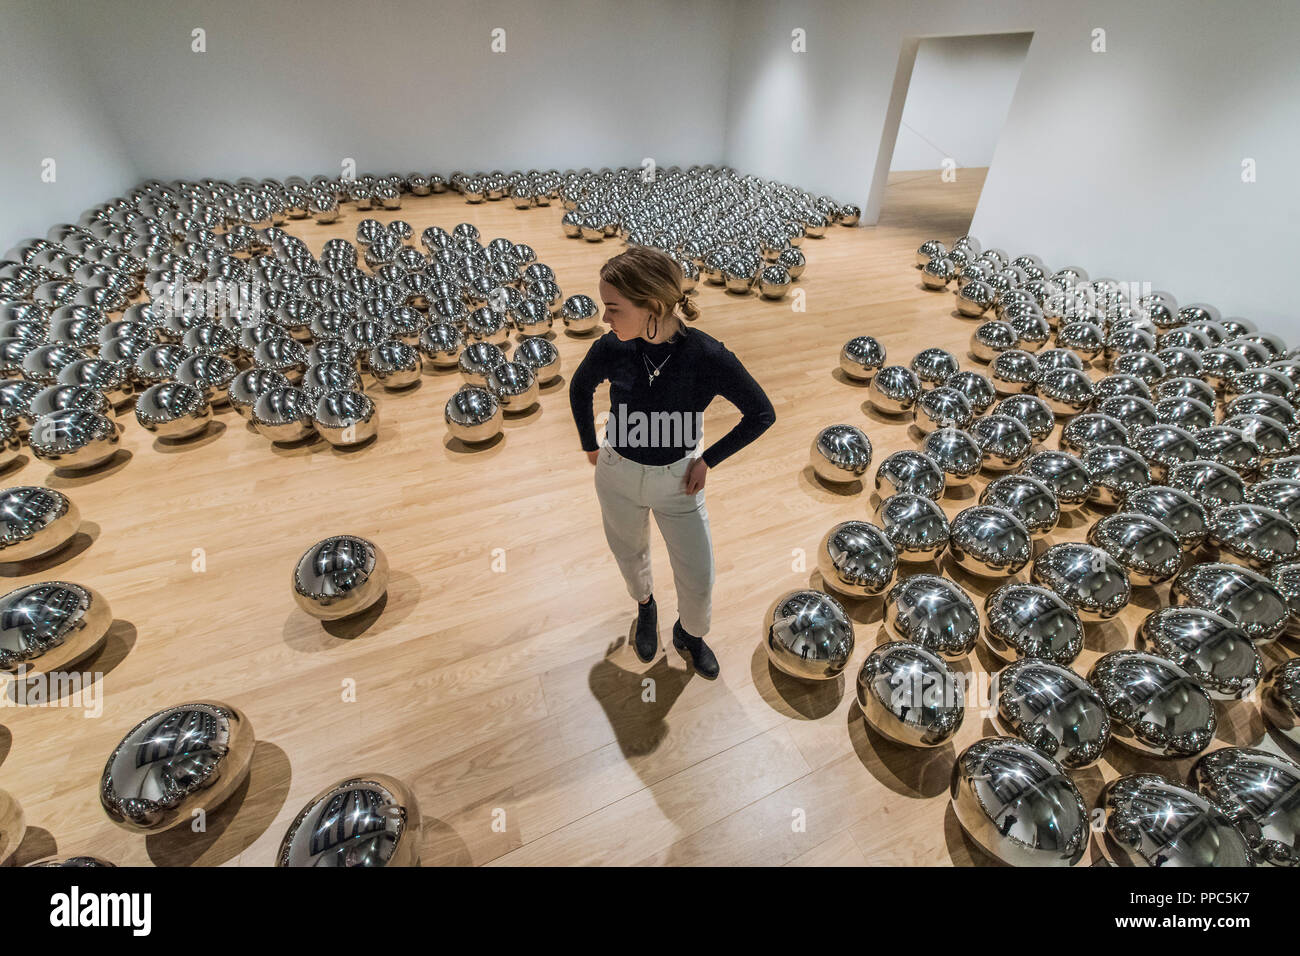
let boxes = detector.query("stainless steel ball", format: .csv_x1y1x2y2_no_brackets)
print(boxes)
765,589,855,680
983,583,1084,665
276,773,421,867
912,386,972,434
971,320,1018,363
810,424,872,483
945,370,997,415
874,449,945,499
1031,542,1131,621
0,486,80,563
1262,659,1300,746
228,368,289,419
1169,459,1246,511
100,701,255,832
0,580,111,676
1138,606,1262,700
251,386,314,443
457,341,507,387
1096,773,1254,866
1209,503,1300,569
1087,651,1216,757
868,365,921,415
950,736,1087,867
1128,423,1198,482
445,385,502,444
980,474,1059,536
1019,450,1093,510
817,520,898,598
1191,747,1300,867
883,573,979,659
911,347,959,386
956,280,994,317
560,295,601,334
839,336,885,382
1171,561,1287,643
1060,412,1128,455
1087,511,1183,586
513,336,561,384
970,414,1033,471
856,641,964,747
313,390,378,447
991,659,1110,768
922,427,982,488
1122,485,1207,550
134,382,211,440
27,409,120,470
486,360,539,413
1082,443,1151,505
949,505,1031,576
990,349,1039,395
878,493,950,563
292,535,388,620
418,321,464,370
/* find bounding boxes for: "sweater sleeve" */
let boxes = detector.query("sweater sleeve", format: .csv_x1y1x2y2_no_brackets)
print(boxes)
699,343,776,468
568,334,611,452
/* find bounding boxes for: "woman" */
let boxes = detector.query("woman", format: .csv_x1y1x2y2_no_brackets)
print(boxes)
569,247,776,679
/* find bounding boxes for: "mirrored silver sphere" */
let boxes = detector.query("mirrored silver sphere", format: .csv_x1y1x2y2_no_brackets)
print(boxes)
868,365,922,415
1191,747,1300,867
884,573,979,659
874,449,945,499
949,505,1031,577
765,589,855,680
1097,773,1254,866
292,535,388,621
878,493,950,562
1138,606,1261,700
135,382,211,440
27,409,120,470
0,486,80,563
277,773,421,867
983,583,1084,665
0,580,111,676
817,520,898,598
1088,511,1182,586
1088,651,1216,757
445,385,502,444
922,427,982,488
991,659,1109,768
1031,542,1131,621
1020,450,1094,510
979,474,1059,536
857,641,964,747
839,336,884,382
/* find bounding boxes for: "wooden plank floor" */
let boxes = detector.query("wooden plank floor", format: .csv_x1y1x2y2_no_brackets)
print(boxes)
1,168,1289,866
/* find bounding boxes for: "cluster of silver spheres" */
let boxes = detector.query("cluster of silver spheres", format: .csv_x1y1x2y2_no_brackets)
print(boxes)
769,236,1300,866
0,169,623,460
451,164,859,300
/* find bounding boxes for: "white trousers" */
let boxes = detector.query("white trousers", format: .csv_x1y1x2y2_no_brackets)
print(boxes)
593,441,715,637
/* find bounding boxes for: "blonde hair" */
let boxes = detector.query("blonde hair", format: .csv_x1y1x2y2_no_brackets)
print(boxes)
599,247,700,338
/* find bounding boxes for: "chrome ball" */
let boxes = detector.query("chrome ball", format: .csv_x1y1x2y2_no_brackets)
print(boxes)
946,370,997,415
418,321,464,370
922,427,982,488
839,336,885,382
0,580,111,676
277,773,421,867
1169,459,1246,511
100,701,255,832
983,583,1084,665
979,474,1059,536
1128,423,1198,482
868,365,921,415
970,414,1033,471
292,535,388,620
560,295,600,334
513,336,561,384
856,641,964,747
911,347,959,386
1097,774,1254,866
1138,606,1262,700
874,449,945,499
175,355,237,406
134,382,211,440
228,368,289,419
1262,659,1300,746
1060,412,1128,455
1088,651,1216,757
1082,443,1151,505
486,361,539,413
1191,747,1300,867
817,520,898,598
916,240,946,268
991,659,1109,768
990,349,1039,395
970,320,1018,363
457,341,506,387
27,409,120,470
445,386,502,444
1087,512,1182,586
912,386,972,434
949,505,1031,576
313,390,378,447
251,386,314,443
883,573,978,659
878,493,950,563
28,384,110,419
1209,503,1300,568
950,736,1087,866
765,589,855,680
1122,485,1209,550
1031,542,1131,621
992,394,1054,443
921,257,954,289
369,340,421,390
0,486,80,563
1020,450,1093,510
956,281,994,317
1035,367,1095,416
810,424,872,483
1171,561,1288,643
1270,561,1300,638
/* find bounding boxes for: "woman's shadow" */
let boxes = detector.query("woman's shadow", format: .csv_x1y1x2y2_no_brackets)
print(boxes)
587,627,693,759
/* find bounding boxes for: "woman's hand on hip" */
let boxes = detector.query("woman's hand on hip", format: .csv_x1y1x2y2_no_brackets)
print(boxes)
684,458,709,494
587,449,599,466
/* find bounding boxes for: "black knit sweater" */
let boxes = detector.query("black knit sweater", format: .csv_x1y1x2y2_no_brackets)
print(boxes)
568,326,776,467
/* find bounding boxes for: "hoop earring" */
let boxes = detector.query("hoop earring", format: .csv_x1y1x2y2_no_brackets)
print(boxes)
648,314,658,340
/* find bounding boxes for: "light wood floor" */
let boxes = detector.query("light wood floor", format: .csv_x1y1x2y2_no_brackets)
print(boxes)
1,168,1289,867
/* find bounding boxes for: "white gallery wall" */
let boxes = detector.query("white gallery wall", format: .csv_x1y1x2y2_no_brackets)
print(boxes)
5,0,1298,332
1,2,139,251
889,33,1030,172
724,0,1300,332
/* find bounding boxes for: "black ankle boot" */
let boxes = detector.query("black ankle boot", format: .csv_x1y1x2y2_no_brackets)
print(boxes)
672,619,719,680
633,596,658,663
